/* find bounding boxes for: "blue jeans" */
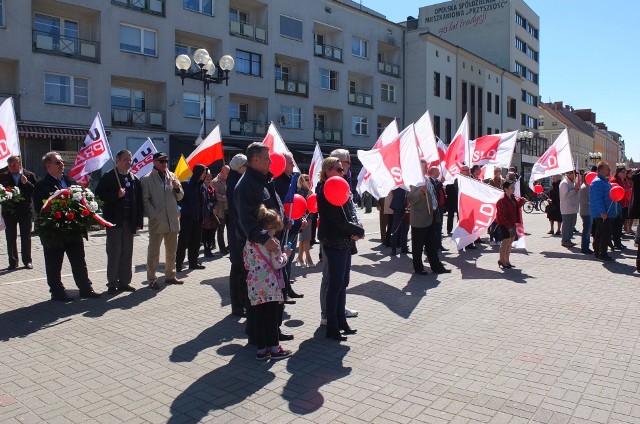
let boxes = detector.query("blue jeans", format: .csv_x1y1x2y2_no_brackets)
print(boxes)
561,213,577,243
580,214,592,252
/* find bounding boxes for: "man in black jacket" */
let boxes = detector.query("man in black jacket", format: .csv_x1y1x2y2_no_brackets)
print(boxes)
33,152,100,301
175,164,208,271
95,150,144,294
226,153,248,317
0,155,37,270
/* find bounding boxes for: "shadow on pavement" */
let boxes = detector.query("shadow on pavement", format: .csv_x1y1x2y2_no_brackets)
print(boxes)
200,275,231,308
282,327,351,414
0,287,159,341
347,276,440,319
168,343,276,423
169,314,246,363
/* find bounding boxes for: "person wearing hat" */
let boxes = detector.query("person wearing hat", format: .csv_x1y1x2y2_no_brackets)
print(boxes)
141,152,184,289
96,149,144,294
226,153,248,316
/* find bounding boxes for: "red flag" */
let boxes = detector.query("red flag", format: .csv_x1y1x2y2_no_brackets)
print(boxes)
356,119,399,198
442,114,469,184
469,130,517,167
186,125,223,168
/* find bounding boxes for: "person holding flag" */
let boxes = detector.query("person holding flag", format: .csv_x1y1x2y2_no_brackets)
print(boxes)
95,149,144,294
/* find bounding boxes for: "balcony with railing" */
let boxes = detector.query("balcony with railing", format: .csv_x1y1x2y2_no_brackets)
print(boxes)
111,107,165,129
378,61,400,78
314,128,342,145
229,21,267,44
111,0,165,16
229,119,266,137
32,30,100,62
348,92,373,108
314,43,342,62
275,79,308,97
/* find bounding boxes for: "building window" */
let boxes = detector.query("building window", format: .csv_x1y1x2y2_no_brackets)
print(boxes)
515,61,525,77
175,43,202,72
527,45,538,62
495,94,500,115
236,49,261,76
487,127,492,135
319,69,337,91
183,0,213,15
515,37,526,53
183,92,213,119
44,73,88,106
381,83,396,102
487,91,492,112
314,113,326,130
461,81,467,117
433,72,441,97
111,87,144,110
280,106,301,129
525,68,538,84
528,24,539,39
35,14,79,49
445,118,452,143
275,64,290,81
120,23,157,56
515,12,526,28
352,116,368,135
433,115,441,138
521,114,537,129
445,76,452,100
0,0,4,27
521,90,538,106
229,7,248,23
351,37,368,58
230,102,248,121
507,97,516,118
280,15,302,41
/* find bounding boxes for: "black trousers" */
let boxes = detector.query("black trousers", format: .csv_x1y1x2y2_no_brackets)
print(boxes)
391,209,408,250
3,214,32,267
230,263,247,315
446,204,458,234
593,218,612,257
323,246,351,331
411,224,443,272
176,217,203,267
202,228,214,252
612,215,623,247
42,237,92,294
215,213,228,250
252,301,280,350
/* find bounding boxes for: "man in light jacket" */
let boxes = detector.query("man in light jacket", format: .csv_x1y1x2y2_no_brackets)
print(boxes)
559,170,579,247
141,152,184,289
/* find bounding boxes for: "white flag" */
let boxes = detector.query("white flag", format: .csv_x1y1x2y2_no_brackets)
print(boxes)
469,130,518,167
414,111,439,164
452,175,504,249
356,124,423,199
529,128,573,189
130,138,158,177
262,122,299,172
68,112,111,182
356,119,399,198
308,142,324,193
0,97,21,169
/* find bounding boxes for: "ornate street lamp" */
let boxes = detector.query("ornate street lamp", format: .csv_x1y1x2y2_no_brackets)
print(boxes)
175,49,235,135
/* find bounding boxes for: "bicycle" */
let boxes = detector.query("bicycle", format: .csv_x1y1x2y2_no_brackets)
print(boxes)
523,192,549,214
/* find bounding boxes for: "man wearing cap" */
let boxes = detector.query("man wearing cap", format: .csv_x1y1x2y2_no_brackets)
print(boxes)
141,152,184,289
227,153,248,317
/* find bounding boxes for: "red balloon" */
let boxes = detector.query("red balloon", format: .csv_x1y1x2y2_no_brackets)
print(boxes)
324,176,351,206
534,185,543,194
610,186,624,202
283,194,307,220
269,152,286,177
585,172,596,185
307,193,318,213
610,182,620,188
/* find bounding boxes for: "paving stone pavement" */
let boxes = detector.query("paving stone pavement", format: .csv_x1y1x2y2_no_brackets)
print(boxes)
1,210,640,423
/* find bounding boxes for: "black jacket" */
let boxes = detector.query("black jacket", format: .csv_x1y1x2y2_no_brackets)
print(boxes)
226,169,243,264
0,168,37,218
317,181,364,246
178,164,207,220
95,168,144,232
234,166,283,247
33,174,78,214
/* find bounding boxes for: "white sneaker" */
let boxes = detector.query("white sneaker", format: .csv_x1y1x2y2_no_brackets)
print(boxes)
345,308,358,318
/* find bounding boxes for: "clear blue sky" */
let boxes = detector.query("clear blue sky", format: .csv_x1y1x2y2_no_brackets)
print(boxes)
362,0,640,161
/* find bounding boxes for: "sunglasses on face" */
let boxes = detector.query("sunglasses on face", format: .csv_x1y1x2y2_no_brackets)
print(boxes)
333,167,345,173
156,159,168,164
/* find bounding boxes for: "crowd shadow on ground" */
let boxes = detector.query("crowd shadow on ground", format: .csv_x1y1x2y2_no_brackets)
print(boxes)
167,327,351,422
169,314,246,363
0,286,159,341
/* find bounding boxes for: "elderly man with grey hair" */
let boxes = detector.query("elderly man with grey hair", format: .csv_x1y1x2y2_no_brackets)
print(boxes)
319,148,360,325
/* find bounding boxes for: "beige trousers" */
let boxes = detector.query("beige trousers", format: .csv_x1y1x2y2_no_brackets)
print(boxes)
147,231,178,281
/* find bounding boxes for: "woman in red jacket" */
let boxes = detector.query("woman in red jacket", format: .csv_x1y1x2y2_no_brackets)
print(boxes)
495,180,525,269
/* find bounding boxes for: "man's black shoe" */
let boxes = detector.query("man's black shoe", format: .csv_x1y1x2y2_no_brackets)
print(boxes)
390,249,397,256
107,287,119,295
414,270,429,275
7,264,17,270
288,291,304,298
284,299,296,304
598,255,615,262
51,292,74,302
176,264,184,272
466,244,477,249
79,290,102,299
24,263,33,269
219,249,229,255
581,249,594,254
188,263,206,270
433,268,452,274
614,245,626,251
119,285,136,292
279,333,294,341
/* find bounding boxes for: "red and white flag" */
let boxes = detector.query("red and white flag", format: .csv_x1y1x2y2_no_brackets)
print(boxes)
130,138,158,177
308,142,323,193
0,97,21,169
442,114,469,184
356,119,399,198
356,124,423,199
186,124,223,168
414,111,439,164
469,130,517,167
68,113,111,185
529,128,573,189
452,175,504,249
262,122,299,172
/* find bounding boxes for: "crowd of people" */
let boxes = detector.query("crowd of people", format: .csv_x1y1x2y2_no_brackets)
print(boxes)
2,148,640,361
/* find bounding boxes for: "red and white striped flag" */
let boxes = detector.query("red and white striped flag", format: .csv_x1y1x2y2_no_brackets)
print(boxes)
130,138,158,177
308,142,323,193
186,124,223,168
262,122,299,172
68,113,111,185
356,119,399,198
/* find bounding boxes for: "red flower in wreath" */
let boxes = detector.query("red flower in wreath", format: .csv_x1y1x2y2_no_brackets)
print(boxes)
54,211,62,219
5,187,10,192
81,208,91,217
66,212,75,220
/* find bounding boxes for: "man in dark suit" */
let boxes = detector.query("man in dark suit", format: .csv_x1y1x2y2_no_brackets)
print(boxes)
1,155,37,270
33,151,101,302
428,166,449,251
389,187,409,255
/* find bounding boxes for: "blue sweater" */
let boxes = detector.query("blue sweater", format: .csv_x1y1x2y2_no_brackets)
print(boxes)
589,174,618,218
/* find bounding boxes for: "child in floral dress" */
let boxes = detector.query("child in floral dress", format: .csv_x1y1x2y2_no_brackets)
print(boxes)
244,205,292,360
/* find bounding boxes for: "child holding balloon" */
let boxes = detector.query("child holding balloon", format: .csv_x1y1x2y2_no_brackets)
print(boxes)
244,205,293,360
